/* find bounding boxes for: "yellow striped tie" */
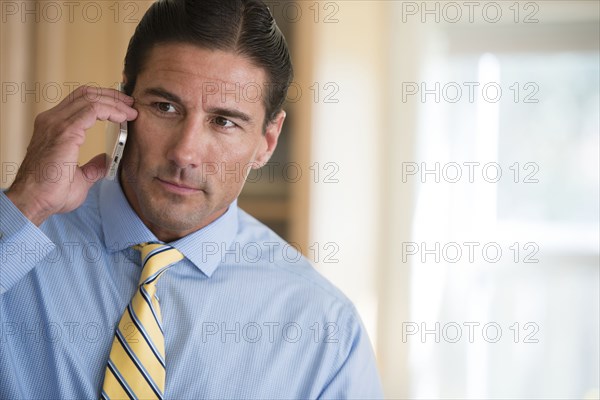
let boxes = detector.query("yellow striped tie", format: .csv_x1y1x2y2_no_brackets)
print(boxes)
102,243,184,400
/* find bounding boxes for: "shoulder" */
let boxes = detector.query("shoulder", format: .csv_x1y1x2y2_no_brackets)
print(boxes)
233,209,383,396
232,207,355,310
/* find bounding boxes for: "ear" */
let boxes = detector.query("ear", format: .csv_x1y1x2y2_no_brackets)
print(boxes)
253,110,286,168
121,73,131,95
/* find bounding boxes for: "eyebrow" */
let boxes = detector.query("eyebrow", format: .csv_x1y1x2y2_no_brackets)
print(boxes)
141,87,254,124
205,106,252,123
141,87,182,104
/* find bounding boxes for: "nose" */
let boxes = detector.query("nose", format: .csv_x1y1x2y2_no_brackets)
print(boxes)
165,117,206,169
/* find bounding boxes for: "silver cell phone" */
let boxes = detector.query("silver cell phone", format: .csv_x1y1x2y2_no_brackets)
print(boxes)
106,83,128,180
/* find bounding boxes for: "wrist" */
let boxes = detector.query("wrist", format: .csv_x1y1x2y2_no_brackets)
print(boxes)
5,187,52,226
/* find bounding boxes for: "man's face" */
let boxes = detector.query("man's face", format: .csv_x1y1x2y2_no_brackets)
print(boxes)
120,43,284,241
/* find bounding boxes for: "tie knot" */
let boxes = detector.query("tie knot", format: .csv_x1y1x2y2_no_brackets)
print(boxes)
134,242,184,286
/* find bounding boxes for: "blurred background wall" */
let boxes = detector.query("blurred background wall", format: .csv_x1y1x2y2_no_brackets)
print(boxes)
1,1,599,398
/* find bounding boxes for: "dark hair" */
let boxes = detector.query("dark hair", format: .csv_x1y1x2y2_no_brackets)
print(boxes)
123,0,293,125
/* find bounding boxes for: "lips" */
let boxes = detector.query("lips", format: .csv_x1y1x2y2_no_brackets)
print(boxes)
155,177,203,194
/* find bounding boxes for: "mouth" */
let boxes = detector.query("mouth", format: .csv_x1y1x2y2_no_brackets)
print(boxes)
155,177,203,195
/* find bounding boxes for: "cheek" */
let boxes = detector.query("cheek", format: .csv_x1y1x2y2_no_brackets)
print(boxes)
130,118,166,157
216,146,262,188
220,145,260,173
206,133,259,163
231,134,265,162
122,126,156,179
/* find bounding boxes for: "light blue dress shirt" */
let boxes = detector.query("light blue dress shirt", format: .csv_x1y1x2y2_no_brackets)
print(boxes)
0,178,383,399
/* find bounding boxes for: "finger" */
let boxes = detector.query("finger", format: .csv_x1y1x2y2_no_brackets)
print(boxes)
53,85,98,111
55,85,135,112
107,96,138,121
71,96,137,121
77,86,135,106
61,102,132,135
67,90,138,121
72,86,134,105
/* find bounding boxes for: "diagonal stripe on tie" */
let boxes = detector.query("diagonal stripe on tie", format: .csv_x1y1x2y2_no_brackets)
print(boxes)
107,347,161,399
102,242,184,400
111,331,163,397
104,360,135,399
125,304,165,367
139,284,166,335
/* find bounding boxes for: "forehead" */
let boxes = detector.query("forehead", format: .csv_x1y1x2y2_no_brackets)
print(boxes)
136,43,267,111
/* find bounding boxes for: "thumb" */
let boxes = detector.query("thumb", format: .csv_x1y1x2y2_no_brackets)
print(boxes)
81,153,108,186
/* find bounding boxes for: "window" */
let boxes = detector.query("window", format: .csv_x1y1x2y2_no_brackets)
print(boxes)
409,24,599,400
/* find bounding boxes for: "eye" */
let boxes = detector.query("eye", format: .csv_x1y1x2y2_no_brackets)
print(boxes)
154,102,177,114
213,116,237,129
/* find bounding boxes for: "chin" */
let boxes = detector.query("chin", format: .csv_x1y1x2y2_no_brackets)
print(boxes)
150,206,197,229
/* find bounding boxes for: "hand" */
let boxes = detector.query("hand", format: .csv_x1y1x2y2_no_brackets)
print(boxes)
5,85,138,226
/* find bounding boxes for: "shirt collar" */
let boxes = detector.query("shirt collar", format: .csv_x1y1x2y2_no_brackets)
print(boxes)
99,178,238,278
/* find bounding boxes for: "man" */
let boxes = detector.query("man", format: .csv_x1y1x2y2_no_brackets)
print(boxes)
0,0,383,398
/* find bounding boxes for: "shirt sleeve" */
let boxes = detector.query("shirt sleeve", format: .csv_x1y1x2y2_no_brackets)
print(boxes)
318,305,385,399
0,191,55,295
